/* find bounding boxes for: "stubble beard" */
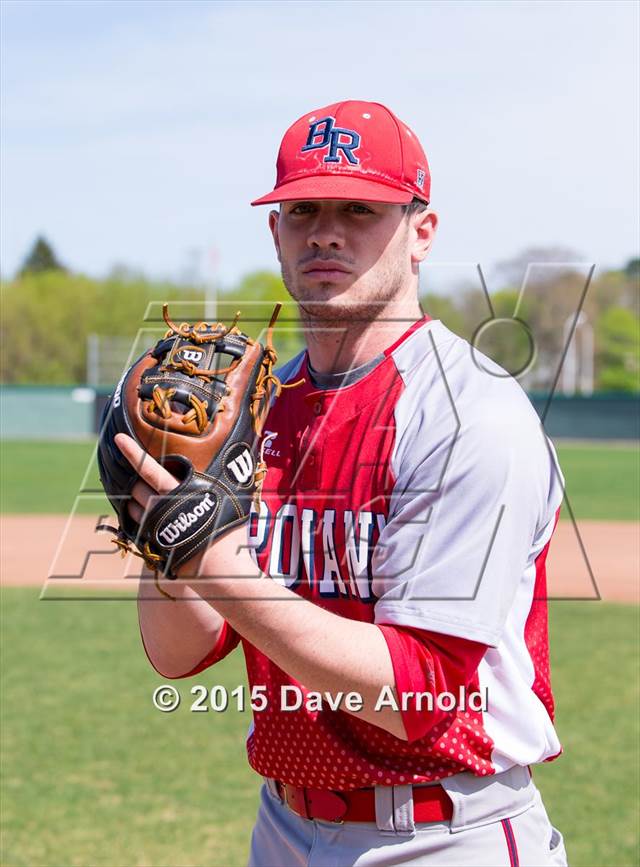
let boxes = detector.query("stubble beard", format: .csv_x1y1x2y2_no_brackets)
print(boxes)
280,257,408,328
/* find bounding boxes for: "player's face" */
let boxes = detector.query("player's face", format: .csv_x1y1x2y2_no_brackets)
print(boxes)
268,199,435,320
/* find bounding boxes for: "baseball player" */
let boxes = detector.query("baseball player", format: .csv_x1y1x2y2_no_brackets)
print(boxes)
121,100,569,865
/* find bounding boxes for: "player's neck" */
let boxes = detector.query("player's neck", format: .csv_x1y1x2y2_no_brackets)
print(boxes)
301,294,424,375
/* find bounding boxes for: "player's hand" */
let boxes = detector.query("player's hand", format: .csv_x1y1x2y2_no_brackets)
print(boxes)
114,433,179,524
114,431,253,584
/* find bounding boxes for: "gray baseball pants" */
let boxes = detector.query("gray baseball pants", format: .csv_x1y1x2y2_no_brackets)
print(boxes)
247,765,568,866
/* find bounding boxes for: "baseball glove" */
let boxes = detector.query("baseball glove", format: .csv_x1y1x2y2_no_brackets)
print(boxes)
97,303,290,586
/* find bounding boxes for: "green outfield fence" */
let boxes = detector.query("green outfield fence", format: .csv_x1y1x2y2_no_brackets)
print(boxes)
528,392,640,440
0,386,638,441
0,385,97,439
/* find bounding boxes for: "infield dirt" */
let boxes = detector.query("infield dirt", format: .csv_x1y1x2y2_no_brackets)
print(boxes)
1,515,637,602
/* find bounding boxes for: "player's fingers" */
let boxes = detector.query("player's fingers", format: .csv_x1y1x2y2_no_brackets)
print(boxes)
128,500,145,524
115,433,178,494
131,478,156,509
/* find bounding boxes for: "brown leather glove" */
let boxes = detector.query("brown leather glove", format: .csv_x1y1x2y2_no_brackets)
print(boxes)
97,304,286,578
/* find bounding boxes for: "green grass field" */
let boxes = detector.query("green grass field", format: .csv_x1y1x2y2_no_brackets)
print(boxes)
0,440,105,515
1,590,638,867
1,439,638,865
556,442,640,521
1,439,639,520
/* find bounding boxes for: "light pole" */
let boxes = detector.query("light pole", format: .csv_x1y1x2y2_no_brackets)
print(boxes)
561,311,594,395
204,244,219,321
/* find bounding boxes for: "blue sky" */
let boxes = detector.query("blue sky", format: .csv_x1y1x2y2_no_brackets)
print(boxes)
1,0,638,294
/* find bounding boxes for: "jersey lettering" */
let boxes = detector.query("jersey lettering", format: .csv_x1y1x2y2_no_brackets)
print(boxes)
254,503,382,601
268,504,301,588
344,510,375,601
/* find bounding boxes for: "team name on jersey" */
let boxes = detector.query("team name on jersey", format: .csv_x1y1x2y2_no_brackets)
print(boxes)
249,503,386,602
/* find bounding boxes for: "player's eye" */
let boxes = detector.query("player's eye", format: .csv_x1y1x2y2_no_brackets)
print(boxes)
289,202,316,215
347,203,374,214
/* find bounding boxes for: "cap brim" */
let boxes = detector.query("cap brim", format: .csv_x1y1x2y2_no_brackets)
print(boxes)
251,175,414,206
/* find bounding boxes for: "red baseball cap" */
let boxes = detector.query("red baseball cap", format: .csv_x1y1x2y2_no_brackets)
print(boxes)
251,100,431,207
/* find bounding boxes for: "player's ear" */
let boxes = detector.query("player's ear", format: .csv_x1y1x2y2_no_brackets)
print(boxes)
411,208,438,266
268,209,282,262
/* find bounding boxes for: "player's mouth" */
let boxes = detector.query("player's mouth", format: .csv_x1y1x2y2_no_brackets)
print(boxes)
301,260,353,281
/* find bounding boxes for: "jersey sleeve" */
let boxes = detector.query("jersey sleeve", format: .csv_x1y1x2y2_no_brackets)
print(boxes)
377,623,488,742
372,362,565,647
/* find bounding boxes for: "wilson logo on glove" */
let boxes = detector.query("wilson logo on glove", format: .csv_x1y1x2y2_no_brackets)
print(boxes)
225,444,255,486
179,348,205,364
112,374,125,409
156,492,219,547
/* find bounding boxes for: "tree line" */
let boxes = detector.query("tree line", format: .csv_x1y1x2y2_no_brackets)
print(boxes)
1,236,638,391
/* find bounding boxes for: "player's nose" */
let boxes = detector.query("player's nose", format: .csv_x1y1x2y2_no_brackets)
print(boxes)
306,209,346,250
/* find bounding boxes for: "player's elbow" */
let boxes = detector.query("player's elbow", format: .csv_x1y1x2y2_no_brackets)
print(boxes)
139,621,228,680
146,655,200,680
140,642,201,679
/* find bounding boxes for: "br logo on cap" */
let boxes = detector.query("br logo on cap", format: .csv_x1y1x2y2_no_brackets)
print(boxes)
302,116,361,165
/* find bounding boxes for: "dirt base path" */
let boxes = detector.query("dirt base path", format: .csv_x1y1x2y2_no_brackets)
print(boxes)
1,515,638,603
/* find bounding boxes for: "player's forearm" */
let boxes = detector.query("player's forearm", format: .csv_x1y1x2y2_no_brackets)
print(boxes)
181,528,408,740
137,574,225,678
